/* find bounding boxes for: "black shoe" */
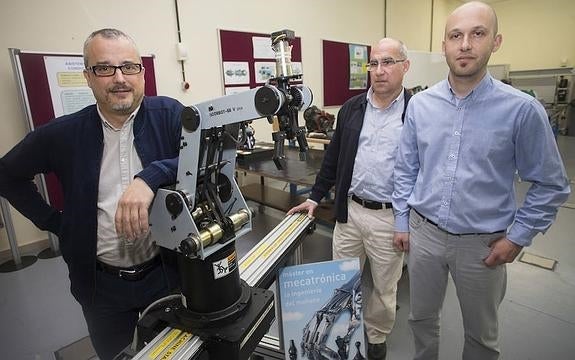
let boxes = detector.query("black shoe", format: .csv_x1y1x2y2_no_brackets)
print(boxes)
367,342,387,360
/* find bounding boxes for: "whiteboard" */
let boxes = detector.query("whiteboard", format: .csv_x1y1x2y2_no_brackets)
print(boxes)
487,64,510,80
404,50,448,89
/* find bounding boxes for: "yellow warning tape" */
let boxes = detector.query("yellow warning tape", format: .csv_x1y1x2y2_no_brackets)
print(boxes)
158,332,192,360
239,214,306,272
262,215,305,258
149,328,181,359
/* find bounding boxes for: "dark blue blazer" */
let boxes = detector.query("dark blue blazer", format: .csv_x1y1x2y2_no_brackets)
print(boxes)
0,96,183,304
309,89,411,223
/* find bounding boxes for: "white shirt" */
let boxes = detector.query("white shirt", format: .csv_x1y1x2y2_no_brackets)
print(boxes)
348,88,404,202
96,105,158,266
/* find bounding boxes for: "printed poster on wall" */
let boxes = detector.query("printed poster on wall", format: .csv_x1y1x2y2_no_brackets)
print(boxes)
44,56,96,117
252,36,276,59
291,62,303,76
278,258,366,359
223,61,250,85
349,44,368,90
224,86,250,95
254,62,276,84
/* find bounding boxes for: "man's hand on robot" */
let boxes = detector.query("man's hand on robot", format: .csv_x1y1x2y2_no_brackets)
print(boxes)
286,200,317,218
115,177,155,240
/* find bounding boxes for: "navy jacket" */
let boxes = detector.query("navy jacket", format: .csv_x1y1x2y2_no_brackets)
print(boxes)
309,89,411,223
0,96,184,305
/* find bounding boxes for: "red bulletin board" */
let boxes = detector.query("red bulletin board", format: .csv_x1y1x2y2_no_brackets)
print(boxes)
219,29,302,92
11,50,157,209
322,40,371,107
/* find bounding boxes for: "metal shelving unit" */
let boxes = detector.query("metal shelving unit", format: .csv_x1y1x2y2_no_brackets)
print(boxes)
509,67,575,135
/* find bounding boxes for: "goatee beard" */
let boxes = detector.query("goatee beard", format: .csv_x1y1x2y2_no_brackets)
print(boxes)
111,102,134,114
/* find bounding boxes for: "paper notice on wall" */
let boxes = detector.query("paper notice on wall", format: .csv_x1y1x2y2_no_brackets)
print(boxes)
349,44,368,90
254,62,276,83
252,36,275,59
223,61,250,85
44,56,95,117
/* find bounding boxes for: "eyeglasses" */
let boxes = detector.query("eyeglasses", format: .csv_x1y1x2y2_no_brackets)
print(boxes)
366,58,406,71
87,63,143,77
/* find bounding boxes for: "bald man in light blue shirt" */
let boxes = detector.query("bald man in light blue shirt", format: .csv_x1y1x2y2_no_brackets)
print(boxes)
392,2,570,359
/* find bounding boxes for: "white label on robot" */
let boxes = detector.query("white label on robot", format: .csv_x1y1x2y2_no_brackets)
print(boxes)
212,251,237,279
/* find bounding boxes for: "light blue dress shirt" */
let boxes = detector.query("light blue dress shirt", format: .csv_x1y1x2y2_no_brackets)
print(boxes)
392,74,570,246
349,88,404,203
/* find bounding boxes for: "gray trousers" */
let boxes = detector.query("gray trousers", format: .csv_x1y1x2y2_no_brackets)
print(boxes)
408,209,507,360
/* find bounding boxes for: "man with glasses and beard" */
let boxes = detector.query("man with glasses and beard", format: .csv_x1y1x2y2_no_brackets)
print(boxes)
0,29,183,359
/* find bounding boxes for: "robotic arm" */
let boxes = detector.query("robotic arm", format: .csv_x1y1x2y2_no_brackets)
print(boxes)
269,29,310,167
150,72,312,261
145,30,313,359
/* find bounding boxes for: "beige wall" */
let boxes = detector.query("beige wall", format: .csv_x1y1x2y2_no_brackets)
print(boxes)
387,0,575,71
387,0,433,51
430,0,461,52
490,0,575,70
0,0,385,252
386,0,460,52
1,0,574,252
178,0,385,148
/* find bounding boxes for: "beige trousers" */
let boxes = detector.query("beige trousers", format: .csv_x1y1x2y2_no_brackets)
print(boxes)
333,199,404,344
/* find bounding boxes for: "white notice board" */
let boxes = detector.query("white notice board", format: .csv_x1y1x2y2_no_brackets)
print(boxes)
404,50,448,89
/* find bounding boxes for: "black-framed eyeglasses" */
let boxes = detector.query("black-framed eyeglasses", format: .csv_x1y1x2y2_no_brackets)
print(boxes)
87,63,143,77
366,58,406,71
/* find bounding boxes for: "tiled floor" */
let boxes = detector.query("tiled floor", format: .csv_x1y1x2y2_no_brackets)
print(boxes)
2,136,575,360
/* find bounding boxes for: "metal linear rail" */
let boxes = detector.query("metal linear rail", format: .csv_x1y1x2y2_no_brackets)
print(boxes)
131,213,313,360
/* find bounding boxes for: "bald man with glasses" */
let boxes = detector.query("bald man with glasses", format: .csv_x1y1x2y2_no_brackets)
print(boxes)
288,38,411,359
